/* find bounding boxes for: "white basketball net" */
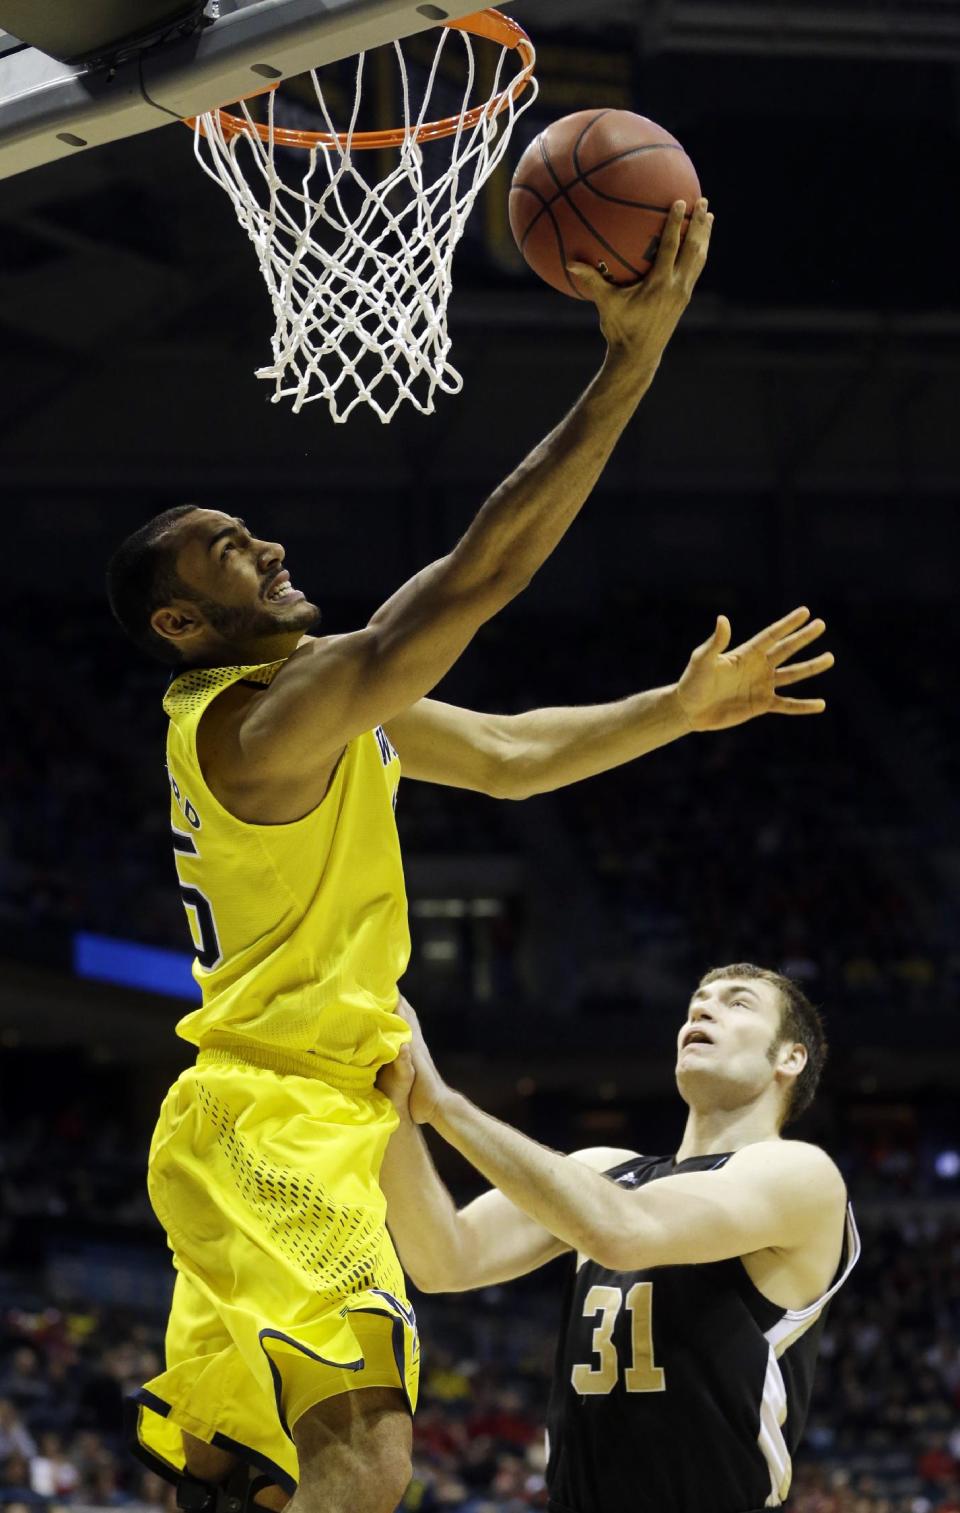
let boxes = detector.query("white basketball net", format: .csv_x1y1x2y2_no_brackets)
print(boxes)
191,22,537,423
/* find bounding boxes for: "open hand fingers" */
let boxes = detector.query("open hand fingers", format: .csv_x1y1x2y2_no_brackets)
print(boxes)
769,618,827,667
747,606,812,653
774,652,835,687
770,695,827,715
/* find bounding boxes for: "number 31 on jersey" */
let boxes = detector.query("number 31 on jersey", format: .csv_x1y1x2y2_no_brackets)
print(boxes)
572,1282,665,1396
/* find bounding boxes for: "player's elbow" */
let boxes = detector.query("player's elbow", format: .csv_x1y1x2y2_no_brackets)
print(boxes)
404,1257,478,1295
589,1236,641,1272
484,751,538,801
479,718,541,801
397,1238,470,1295
586,1214,655,1274
403,1262,449,1294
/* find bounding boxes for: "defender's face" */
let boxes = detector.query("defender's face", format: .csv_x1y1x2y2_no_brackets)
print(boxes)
675,977,793,1113
157,509,320,651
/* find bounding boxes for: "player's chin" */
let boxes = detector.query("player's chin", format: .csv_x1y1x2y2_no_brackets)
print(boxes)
674,1060,715,1091
273,598,321,630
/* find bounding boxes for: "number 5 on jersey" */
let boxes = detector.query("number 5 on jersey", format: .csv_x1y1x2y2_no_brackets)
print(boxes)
572,1282,665,1396
173,828,222,971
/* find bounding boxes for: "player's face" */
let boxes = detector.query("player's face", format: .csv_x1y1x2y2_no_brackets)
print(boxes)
675,977,798,1114
162,509,321,651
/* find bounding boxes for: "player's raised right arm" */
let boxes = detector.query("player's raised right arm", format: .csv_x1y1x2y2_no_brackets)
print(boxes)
237,199,713,777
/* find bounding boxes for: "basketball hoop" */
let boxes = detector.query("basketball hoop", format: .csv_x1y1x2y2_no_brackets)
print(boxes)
184,10,537,423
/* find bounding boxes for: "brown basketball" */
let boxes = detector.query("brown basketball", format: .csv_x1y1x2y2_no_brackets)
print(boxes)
509,109,701,298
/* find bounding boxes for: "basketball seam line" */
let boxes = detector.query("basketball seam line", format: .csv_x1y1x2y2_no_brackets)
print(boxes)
573,144,687,210
571,107,683,199
517,111,609,256
530,129,647,282
514,127,689,278
520,146,686,223
529,135,589,298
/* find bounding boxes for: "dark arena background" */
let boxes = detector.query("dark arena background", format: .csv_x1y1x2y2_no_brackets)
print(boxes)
1,2,959,1512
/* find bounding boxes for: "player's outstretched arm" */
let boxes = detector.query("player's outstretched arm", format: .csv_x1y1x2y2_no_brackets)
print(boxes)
398,1001,847,1276
377,1045,634,1291
378,1053,564,1293
233,201,714,779
385,607,833,797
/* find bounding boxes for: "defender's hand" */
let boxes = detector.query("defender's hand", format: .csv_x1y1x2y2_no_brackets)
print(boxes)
675,607,834,732
392,995,449,1126
377,1042,416,1119
568,197,713,366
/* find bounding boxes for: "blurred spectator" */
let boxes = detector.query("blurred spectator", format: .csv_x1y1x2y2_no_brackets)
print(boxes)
918,1434,959,1489
0,1355,50,1415
28,1433,79,1500
0,1453,41,1506
0,1405,34,1465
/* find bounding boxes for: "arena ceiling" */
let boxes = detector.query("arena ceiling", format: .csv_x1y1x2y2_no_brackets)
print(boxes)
521,0,960,59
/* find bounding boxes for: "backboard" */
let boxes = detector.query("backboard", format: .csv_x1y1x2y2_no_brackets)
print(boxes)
0,0,499,181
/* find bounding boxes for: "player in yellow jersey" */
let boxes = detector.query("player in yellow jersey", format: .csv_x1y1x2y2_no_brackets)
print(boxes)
105,203,833,1513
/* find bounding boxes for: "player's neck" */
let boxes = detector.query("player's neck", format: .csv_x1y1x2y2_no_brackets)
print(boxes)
206,629,304,667
675,1102,781,1162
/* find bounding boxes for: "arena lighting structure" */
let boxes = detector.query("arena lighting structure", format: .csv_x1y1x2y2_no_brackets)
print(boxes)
0,0,501,181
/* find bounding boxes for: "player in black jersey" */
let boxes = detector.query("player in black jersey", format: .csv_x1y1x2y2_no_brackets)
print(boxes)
378,964,859,1513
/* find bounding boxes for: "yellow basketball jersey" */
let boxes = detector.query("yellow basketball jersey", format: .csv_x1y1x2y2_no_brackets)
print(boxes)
162,660,411,1087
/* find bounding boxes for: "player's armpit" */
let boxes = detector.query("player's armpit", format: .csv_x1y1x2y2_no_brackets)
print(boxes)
602,1140,846,1273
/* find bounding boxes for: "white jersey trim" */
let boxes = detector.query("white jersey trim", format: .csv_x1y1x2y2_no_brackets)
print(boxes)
758,1204,860,1506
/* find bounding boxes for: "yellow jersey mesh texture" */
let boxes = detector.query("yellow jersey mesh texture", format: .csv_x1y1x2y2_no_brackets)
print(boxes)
161,654,410,1076
164,662,280,718
196,1081,400,1303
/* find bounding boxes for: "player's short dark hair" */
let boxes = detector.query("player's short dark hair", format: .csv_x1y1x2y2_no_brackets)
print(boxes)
105,506,200,666
698,962,827,1126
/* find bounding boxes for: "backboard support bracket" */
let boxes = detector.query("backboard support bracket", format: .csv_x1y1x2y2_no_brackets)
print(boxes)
0,0,499,181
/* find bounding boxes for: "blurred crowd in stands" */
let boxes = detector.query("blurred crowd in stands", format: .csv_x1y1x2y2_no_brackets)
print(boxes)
0,1204,958,1513
2,1075,960,1513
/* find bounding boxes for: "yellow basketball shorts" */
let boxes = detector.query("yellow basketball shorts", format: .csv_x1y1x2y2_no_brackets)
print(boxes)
129,1049,420,1496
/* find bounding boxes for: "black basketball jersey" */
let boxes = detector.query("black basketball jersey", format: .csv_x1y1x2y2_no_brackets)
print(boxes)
545,1151,859,1513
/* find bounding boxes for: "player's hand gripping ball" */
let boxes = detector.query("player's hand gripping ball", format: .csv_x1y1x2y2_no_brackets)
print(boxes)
509,108,701,297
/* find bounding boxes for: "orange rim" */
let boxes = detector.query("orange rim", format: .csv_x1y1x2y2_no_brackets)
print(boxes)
183,9,535,150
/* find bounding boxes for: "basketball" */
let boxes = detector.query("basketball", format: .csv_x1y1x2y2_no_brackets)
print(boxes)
509,109,702,298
